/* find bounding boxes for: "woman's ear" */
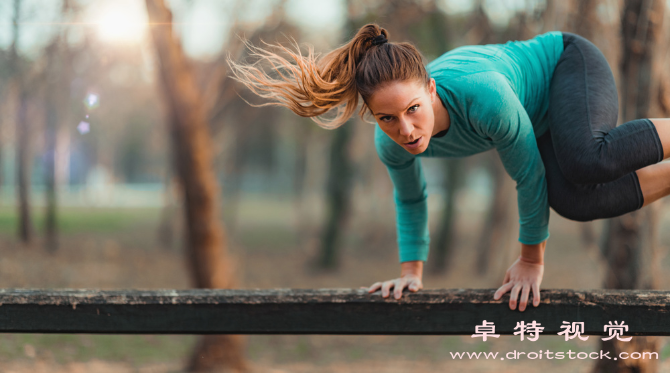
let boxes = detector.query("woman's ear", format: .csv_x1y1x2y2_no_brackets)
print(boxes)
429,78,436,102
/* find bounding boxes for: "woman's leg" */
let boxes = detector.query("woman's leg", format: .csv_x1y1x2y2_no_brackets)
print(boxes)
548,32,664,185
537,130,644,222
649,118,670,159
636,118,670,207
636,162,670,207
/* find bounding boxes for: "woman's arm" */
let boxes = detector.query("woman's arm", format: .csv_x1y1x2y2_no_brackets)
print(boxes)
374,126,430,263
460,72,550,310
461,72,551,247
520,241,545,264
366,127,429,298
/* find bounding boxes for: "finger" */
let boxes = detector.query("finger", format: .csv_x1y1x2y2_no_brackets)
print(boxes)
394,278,407,299
408,279,422,292
509,283,522,310
519,284,530,312
494,282,514,300
368,282,382,293
503,270,511,285
532,283,540,307
381,281,394,298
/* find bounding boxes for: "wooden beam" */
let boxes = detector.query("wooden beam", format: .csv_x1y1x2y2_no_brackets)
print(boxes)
0,289,668,335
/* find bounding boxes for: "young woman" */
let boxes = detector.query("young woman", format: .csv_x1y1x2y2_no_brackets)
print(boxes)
227,23,670,312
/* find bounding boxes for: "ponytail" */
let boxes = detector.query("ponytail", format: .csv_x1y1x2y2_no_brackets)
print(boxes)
226,23,429,129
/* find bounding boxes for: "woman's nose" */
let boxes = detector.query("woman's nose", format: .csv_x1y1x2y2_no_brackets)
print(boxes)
398,120,414,137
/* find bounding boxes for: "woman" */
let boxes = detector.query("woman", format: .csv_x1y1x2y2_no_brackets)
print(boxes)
227,23,670,312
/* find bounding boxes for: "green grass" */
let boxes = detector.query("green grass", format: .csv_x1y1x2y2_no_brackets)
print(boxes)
236,225,298,250
0,206,161,235
661,342,670,360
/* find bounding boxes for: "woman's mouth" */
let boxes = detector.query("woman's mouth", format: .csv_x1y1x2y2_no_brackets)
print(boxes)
404,136,423,149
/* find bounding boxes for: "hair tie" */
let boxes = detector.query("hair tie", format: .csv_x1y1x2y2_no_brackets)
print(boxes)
366,34,388,46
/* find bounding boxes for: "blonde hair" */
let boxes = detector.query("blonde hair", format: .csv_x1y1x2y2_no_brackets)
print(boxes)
226,23,430,129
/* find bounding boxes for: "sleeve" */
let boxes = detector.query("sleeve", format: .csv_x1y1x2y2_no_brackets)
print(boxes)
466,73,550,244
374,126,430,262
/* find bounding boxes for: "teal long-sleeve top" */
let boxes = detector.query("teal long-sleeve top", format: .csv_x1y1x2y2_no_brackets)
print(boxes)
374,31,565,263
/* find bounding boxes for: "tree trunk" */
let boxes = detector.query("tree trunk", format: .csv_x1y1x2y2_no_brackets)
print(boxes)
157,169,179,251
316,4,357,270
429,158,464,274
16,88,31,245
11,0,31,245
318,120,354,269
594,1,665,372
476,153,515,275
144,1,247,372
222,107,258,237
43,32,70,253
0,89,5,197
44,81,58,253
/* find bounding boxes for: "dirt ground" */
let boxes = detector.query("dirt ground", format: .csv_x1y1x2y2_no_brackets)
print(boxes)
0,196,669,372
5,357,670,373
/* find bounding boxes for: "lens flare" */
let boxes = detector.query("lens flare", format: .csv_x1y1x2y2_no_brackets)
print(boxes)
84,94,99,109
94,0,147,44
78,121,90,134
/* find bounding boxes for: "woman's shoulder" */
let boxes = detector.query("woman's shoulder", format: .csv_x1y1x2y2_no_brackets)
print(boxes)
428,31,563,82
435,71,525,138
436,71,514,108
427,46,502,78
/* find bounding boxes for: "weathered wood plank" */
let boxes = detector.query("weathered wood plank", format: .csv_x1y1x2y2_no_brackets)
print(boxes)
0,288,667,335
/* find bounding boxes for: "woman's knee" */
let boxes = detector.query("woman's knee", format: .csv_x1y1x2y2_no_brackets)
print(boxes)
549,200,596,222
547,185,597,222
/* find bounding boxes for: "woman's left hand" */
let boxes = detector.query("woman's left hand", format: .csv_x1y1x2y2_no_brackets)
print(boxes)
493,256,544,311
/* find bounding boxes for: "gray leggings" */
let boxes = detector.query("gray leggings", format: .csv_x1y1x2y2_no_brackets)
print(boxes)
537,32,665,222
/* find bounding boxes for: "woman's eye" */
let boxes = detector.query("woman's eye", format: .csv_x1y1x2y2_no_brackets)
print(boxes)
380,105,418,122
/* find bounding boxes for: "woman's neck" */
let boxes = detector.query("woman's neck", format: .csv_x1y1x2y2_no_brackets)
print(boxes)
431,95,450,136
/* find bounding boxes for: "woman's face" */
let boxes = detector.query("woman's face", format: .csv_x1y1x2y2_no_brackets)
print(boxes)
367,78,437,155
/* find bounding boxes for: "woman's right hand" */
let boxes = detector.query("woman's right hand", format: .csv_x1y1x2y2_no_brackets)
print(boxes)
363,260,424,299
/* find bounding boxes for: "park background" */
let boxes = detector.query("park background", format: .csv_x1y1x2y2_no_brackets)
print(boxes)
1,0,670,372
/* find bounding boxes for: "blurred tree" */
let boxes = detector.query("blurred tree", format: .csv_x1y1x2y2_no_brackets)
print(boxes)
9,0,54,245
11,0,33,244
145,0,247,372
43,39,61,253
0,57,7,196
475,152,516,275
431,157,465,274
463,0,495,45
42,0,78,253
201,1,293,236
318,119,354,269
316,0,357,269
567,0,600,37
595,1,666,371
157,169,179,251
